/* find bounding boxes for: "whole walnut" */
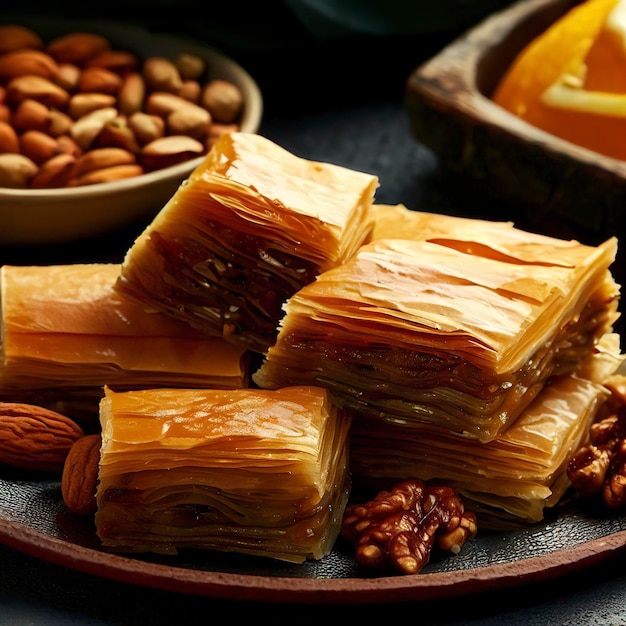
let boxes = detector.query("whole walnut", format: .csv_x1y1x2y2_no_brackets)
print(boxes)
342,478,477,575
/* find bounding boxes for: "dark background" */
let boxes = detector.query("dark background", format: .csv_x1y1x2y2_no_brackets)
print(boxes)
2,3,626,624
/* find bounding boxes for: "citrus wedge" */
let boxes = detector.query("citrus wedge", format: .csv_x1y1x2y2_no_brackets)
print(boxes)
493,0,626,160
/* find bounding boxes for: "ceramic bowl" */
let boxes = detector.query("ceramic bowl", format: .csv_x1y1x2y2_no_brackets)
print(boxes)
0,17,263,245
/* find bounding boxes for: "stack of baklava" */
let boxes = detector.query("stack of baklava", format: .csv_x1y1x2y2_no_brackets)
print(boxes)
0,133,374,560
253,205,624,527
3,128,623,555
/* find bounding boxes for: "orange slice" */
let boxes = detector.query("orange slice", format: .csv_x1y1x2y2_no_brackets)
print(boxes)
493,0,626,160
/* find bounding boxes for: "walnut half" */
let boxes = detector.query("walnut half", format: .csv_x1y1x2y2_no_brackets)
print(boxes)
341,478,478,575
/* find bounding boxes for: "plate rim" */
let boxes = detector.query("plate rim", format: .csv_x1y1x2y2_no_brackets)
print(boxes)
2,497,626,605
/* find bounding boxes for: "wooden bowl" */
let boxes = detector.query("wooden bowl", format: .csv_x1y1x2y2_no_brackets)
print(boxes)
405,0,626,259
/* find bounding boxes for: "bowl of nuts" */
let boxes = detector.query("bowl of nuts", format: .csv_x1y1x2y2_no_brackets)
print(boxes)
0,17,263,245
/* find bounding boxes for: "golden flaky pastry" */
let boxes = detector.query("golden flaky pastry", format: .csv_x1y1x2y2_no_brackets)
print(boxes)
115,132,379,353
254,209,623,527
0,263,249,421
95,385,352,562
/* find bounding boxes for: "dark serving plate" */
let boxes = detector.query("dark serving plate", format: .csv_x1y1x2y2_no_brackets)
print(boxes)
2,471,626,605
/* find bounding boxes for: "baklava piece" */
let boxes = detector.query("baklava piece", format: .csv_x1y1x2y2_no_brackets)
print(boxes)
0,263,249,422
116,132,379,353
95,385,352,562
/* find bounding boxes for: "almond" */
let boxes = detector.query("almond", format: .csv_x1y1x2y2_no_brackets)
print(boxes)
47,108,74,136
94,116,141,153
0,402,84,473
69,163,144,186
174,52,205,81
77,66,123,95
61,434,101,516
53,63,81,91
72,146,136,177
29,152,77,188
205,123,239,150
143,56,183,93
0,120,19,153
70,106,118,150
85,50,140,74
19,129,61,163
0,25,44,54
56,134,83,157
166,103,211,139
11,98,51,132
0,153,38,188
5,75,70,109
67,92,117,119
118,72,145,116
46,32,110,64
145,91,191,117
128,111,164,145
140,134,203,171
0,49,59,81
178,79,201,104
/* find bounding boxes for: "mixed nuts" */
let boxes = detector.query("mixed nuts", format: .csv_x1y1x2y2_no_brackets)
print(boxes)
0,24,245,189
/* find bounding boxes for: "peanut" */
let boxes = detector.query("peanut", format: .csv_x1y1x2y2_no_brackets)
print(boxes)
0,26,247,189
